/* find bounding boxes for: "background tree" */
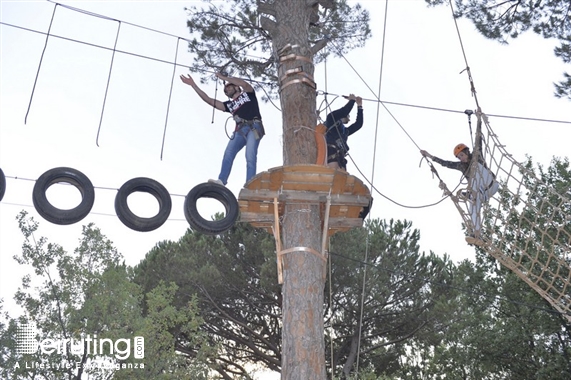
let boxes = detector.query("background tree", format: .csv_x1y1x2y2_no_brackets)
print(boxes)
134,218,455,379
425,0,571,100
182,1,371,378
0,212,210,380
134,223,281,379
395,156,571,379
325,219,454,379
401,259,571,379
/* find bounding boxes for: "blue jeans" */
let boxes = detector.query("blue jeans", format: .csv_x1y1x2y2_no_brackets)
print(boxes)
218,121,263,185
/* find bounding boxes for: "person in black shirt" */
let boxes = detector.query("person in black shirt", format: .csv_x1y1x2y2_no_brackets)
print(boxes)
180,72,264,186
324,94,364,170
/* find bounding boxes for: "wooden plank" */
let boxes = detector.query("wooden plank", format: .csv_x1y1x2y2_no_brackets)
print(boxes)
331,170,346,194
239,189,370,206
328,217,363,228
282,164,335,175
240,212,274,223
238,165,371,236
268,169,284,191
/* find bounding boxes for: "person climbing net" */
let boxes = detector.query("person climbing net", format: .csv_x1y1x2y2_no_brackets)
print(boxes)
421,139,499,242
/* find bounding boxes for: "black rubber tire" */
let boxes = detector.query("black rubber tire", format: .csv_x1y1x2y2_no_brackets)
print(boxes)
0,168,5,202
114,177,172,232
32,167,95,225
184,182,239,235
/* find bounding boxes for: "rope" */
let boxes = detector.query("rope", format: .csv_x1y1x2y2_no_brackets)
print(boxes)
429,0,571,323
316,92,571,125
24,4,57,125
326,39,422,151
95,22,122,147
356,0,389,374
327,234,335,380
444,111,571,322
322,50,338,380
160,37,181,160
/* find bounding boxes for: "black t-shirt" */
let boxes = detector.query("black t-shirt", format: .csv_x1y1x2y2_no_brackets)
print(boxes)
223,91,262,121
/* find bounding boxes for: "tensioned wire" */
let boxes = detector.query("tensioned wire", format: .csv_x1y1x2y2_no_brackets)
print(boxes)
356,0,389,376
4,178,566,324
0,179,564,321
3,0,570,344
3,5,568,155
4,10,568,166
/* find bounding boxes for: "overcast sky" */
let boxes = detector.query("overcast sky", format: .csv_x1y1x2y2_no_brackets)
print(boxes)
1,1,570,378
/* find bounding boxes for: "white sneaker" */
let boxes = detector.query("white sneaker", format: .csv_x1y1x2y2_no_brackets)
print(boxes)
208,179,224,186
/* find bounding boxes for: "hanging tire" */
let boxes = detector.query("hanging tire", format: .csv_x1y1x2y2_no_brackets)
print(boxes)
114,177,172,232
0,168,5,202
184,182,239,235
32,167,95,225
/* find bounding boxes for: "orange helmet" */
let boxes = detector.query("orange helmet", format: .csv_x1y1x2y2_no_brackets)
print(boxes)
453,143,469,157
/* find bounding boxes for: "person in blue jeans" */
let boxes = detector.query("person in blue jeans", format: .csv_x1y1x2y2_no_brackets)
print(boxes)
180,72,264,186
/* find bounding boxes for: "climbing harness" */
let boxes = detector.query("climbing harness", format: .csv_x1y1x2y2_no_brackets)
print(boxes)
233,116,265,139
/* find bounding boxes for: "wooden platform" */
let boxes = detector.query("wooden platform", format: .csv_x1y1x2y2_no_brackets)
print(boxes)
238,165,372,236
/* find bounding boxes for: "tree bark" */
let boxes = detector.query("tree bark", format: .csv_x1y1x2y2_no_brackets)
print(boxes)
269,1,326,379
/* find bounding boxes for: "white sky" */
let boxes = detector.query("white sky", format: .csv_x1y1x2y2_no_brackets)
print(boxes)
1,1,570,378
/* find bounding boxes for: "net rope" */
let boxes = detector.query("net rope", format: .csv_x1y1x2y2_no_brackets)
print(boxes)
433,110,571,322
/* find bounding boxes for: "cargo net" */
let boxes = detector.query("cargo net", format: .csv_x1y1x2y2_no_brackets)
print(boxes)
436,111,571,323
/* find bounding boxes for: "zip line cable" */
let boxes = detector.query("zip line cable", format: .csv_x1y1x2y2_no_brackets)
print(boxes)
322,48,338,380
1,175,188,222
356,0,389,375
3,21,569,127
317,57,464,209
47,0,188,41
416,0,571,322
3,175,188,198
1,173,563,320
316,91,571,125
327,38,422,151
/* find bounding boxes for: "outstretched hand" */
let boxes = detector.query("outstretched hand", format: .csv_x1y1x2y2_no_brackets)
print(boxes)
180,74,196,87
420,150,433,159
215,72,228,81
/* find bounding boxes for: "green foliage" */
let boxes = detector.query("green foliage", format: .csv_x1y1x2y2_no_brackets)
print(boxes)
326,219,454,379
425,0,571,100
1,212,210,379
408,258,571,380
134,219,455,379
114,282,211,380
394,157,571,379
134,222,281,379
183,0,371,97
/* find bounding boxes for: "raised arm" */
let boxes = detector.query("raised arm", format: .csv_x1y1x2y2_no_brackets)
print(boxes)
326,96,356,126
421,150,465,172
180,74,226,111
347,96,363,135
216,72,254,93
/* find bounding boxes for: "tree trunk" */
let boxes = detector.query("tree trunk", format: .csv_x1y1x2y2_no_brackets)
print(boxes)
271,1,326,379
